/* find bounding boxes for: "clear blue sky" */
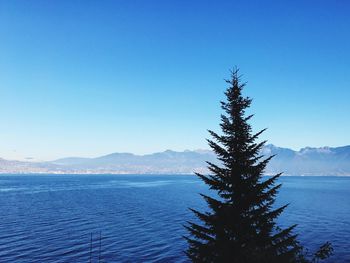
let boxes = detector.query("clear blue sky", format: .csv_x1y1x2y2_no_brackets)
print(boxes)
1,0,349,161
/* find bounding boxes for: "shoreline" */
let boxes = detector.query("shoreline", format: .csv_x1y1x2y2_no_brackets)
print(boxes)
1,173,350,177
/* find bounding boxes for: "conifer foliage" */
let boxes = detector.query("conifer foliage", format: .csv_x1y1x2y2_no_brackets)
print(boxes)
185,69,305,263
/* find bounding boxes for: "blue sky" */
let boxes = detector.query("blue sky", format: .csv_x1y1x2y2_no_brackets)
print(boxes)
1,0,349,161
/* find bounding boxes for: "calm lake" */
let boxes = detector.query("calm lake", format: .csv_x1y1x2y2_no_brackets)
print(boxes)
0,175,349,262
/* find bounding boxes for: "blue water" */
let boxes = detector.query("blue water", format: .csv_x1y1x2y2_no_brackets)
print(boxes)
0,175,349,262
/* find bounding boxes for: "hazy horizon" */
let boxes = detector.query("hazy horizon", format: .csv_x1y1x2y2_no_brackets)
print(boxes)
2,143,350,163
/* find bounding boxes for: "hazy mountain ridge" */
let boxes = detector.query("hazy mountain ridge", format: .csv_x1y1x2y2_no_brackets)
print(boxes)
264,145,350,176
0,145,349,175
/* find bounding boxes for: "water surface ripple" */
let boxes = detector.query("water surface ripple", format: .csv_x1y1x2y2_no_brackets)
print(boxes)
0,175,348,262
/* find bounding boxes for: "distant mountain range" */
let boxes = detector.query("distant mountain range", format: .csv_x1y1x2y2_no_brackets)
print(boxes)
1,145,350,175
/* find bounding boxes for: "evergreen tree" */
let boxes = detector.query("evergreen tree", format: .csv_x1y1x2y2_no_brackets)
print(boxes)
185,69,331,263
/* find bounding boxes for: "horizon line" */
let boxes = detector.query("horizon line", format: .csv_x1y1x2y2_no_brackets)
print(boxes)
2,143,350,163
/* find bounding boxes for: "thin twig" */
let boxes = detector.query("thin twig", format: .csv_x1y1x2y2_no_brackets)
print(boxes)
89,232,92,263
99,231,102,263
